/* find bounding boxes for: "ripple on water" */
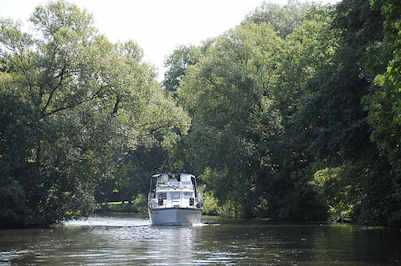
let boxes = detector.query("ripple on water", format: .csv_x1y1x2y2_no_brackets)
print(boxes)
0,250,35,264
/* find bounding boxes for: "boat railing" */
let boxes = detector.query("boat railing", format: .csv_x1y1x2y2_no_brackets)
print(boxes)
149,191,202,209
156,182,193,190
149,198,198,209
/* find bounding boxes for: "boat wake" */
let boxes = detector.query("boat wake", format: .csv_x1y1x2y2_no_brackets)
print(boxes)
64,217,150,227
192,223,210,227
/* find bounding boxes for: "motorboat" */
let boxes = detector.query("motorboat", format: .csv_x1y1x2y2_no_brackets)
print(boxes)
148,173,202,226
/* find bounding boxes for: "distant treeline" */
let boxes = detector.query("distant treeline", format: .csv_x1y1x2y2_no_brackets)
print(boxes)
1,0,400,228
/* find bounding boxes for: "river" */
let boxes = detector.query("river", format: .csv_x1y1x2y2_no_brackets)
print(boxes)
0,214,400,265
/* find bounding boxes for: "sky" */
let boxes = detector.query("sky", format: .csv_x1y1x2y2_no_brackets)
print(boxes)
0,0,340,80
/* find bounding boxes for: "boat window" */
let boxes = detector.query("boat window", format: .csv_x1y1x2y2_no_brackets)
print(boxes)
184,192,193,197
171,192,180,200
158,192,167,200
160,174,168,184
169,178,179,185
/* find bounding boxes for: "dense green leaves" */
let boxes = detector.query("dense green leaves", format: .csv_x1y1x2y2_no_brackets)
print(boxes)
0,0,189,227
161,0,401,226
364,0,401,168
245,0,314,38
163,45,201,94
173,22,284,217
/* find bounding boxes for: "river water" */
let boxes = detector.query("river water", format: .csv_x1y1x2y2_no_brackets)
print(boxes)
0,214,400,265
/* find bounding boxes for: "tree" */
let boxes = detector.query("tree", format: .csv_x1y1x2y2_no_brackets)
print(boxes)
362,0,401,225
300,0,401,225
245,0,314,38
264,5,337,220
364,0,401,170
163,45,201,94
0,0,190,228
176,22,283,217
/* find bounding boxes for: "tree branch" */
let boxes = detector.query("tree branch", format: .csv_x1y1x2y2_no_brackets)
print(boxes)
112,95,121,116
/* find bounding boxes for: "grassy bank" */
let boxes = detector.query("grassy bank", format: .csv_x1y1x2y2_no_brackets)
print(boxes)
96,195,147,214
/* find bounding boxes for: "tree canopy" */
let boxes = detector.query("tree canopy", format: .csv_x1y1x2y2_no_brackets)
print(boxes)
0,0,189,228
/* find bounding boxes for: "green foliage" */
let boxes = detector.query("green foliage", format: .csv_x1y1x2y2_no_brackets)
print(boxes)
132,194,148,214
175,21,284,218
263,5,336,221
0,90,40,227
160,2,334,222
364,0,401,169
199,185,219,216
311,167,354,221
163,45,201,94
245,0,315,38
98,196,147,214
162,0,401,226
217,200,241,218
287,0,401,226
0,0,189,228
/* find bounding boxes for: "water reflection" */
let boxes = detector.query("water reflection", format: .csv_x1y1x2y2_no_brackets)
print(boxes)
0,215,400,265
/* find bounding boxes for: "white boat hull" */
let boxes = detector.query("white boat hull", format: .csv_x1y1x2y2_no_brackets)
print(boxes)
149,208,201,226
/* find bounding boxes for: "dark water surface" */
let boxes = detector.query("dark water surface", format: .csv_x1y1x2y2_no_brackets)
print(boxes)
0,214,400,265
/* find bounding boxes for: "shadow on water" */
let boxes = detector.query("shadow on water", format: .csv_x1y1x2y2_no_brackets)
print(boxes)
0,213,400,265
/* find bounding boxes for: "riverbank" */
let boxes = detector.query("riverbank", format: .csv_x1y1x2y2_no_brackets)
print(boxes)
96,201,146,214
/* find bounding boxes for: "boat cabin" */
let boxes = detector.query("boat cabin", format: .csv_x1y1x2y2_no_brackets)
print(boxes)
148,173,201,209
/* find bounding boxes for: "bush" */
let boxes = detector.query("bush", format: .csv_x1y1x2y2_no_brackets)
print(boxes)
131,194,147,214
200,189,219,216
